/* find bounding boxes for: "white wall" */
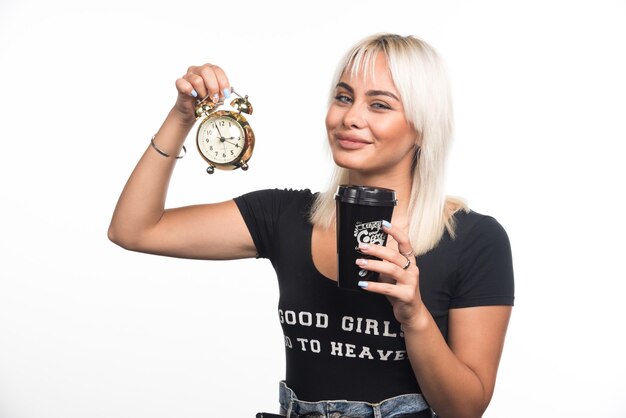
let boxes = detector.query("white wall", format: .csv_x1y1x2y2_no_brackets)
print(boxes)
1,0,625,417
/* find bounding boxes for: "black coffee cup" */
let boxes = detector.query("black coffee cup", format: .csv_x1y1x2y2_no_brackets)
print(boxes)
335,185,397,290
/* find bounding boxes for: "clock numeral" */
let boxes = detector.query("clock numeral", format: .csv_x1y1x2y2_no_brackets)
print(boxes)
215,151,218,156
222,153,226,158
209,146,213,151
230,150,234,155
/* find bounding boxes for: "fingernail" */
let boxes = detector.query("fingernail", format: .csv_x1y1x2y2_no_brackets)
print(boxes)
358,281,368,288
355,258,368,266
382,220,392,229
191,89,198,98
212,93,220,103
358,243,370,251
223,87,231,99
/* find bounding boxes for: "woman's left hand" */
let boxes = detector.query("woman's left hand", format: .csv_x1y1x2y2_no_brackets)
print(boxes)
356,221,428,329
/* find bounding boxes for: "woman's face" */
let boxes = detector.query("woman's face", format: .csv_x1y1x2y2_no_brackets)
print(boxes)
326,52,418,177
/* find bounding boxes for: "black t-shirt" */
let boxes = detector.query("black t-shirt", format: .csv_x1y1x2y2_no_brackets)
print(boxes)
234,189,514,403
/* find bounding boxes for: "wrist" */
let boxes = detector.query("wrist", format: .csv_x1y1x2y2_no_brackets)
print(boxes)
168,106,197,129
150,109,196,155
400,304,432,335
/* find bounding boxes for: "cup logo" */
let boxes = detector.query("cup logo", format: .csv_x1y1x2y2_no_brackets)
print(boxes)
354,221,387,246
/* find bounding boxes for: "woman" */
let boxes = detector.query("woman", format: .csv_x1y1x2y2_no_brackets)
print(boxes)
108,33,514,418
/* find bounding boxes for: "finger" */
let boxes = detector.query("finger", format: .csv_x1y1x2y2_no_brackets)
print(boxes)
358,243,416,272
210,65,231,98
357,280,414,302
382,221,414,256
358,279,396,295
174,77,197,98
197,64,231,102
355,257,414,283
183,72,209,100
197,65,222,102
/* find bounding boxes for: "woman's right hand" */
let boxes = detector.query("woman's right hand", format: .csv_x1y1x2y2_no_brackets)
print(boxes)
173,63,231,125
109,61,256,260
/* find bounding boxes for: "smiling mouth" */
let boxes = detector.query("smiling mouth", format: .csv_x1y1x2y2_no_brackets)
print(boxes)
336,134,371,149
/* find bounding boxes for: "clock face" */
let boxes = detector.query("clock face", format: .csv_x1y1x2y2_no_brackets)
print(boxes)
197,115,246,164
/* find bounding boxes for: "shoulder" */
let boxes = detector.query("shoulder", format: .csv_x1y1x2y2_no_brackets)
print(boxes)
444,196,509,241
451,209,510,245
234,188,316,216
239,187,315,203
233,188,316,259
449,209,514,275
449,209,515,307
235,187,314,200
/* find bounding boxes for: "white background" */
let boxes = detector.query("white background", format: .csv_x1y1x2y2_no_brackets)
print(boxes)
1,0,625,417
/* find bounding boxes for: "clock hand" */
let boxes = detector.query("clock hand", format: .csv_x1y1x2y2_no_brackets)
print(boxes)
215,124,226,140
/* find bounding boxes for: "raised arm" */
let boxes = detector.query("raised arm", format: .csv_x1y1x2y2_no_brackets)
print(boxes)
108,64,257,260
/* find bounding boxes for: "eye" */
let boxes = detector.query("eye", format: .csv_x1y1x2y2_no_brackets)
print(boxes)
371,102,392,110
334,94,353,104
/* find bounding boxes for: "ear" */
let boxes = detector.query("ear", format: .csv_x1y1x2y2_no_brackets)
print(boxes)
415,133,422,150
414,131,423,148
414,145,422,161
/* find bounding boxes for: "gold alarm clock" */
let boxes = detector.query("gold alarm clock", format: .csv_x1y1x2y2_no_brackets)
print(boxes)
194,89,255,174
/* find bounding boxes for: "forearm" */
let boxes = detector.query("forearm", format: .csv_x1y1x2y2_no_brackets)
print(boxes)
108,108,195,247
403,309,487,418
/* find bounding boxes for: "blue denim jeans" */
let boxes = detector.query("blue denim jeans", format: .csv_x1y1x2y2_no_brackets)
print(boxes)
278,381,433,418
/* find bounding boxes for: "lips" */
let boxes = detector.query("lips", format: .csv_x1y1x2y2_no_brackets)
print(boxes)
336,133,372,150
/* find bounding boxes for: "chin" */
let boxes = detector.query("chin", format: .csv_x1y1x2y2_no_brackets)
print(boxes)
331,152,365,171
332,156,385,177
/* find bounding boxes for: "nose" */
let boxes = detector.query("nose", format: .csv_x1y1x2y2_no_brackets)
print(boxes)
342,102,366,129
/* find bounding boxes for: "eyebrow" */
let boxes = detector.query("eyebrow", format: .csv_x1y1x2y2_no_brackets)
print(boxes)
336,82,400,102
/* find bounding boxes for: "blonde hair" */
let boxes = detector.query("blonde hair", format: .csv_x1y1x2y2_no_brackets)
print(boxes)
310,33,468,255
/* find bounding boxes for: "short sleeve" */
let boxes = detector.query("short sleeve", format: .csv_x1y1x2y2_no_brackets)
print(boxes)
234,188,311,260
451,216,515,308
